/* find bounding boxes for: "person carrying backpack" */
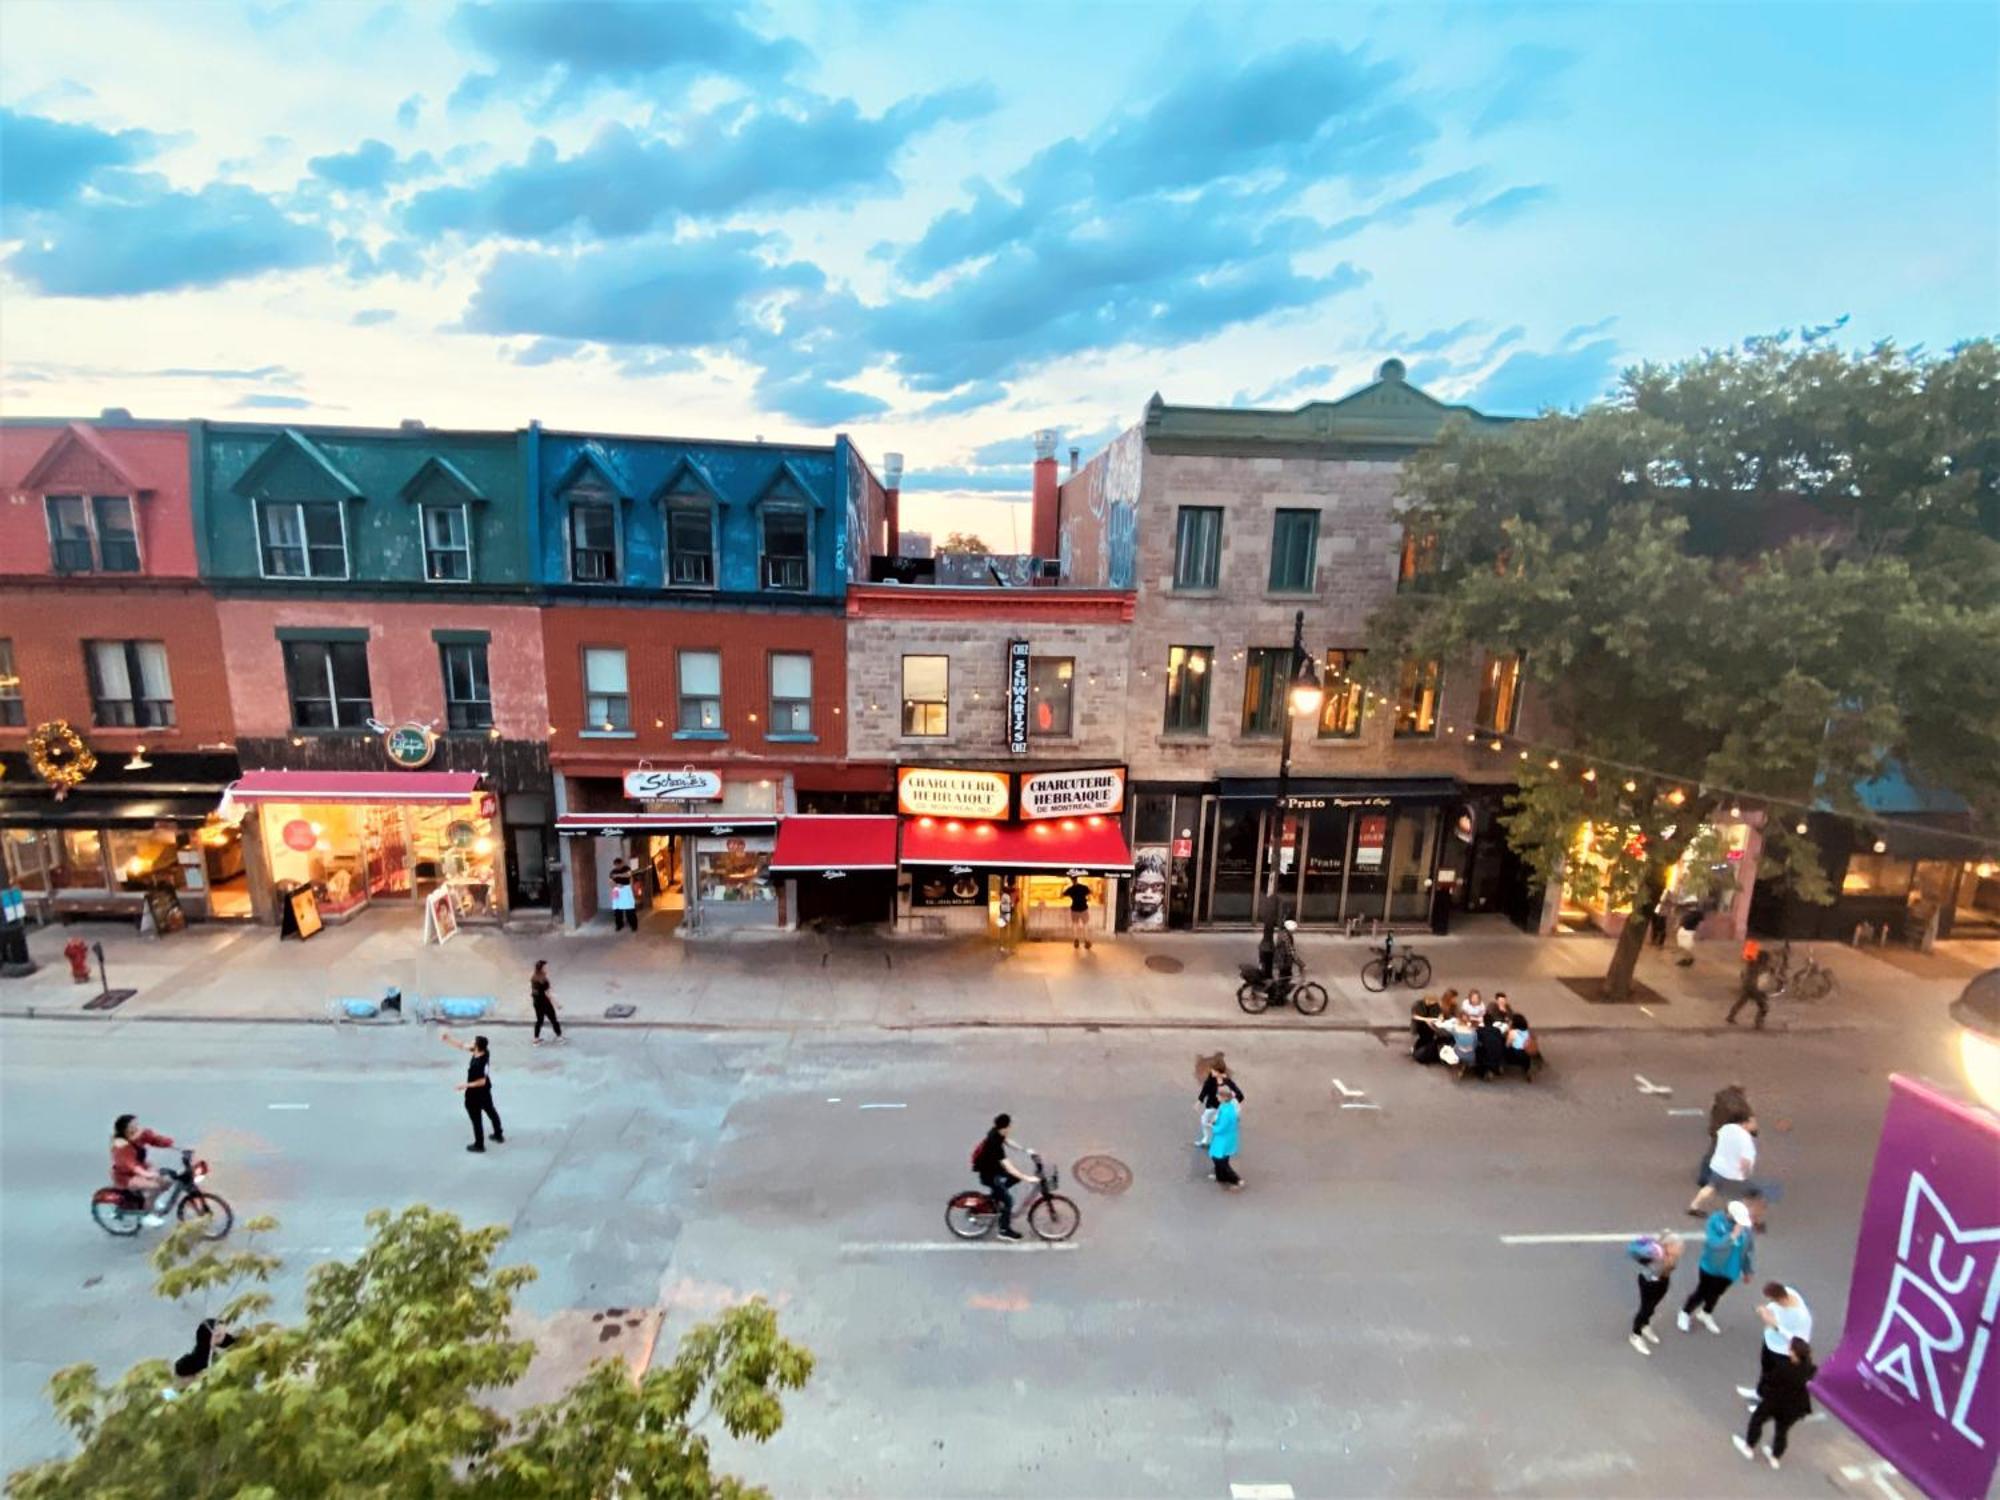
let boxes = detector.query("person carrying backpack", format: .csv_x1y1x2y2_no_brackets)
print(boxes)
970,1113,1036,1240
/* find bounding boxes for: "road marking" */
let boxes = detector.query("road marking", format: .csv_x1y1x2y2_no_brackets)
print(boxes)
1638,1005,1657,1018
1230,1485,1296,1500
1666,1107,1704,1117
840,1240,1079,1254
1340,1102,1381,1111
1500,1231,1697,1246
857,1102,907,1110
825,1097,843,1103
1331,1078,1366,1099
1634,1074,1673,1096
267,1102,310,1110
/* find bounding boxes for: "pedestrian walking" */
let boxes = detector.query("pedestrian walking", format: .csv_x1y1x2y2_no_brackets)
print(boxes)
609,856,637,932
1690,1111,1759,1217
1628,1228,1683,1355
1675,903,1701,965
1062,876,1093,950
1208,1091,1244,1189
529,959,562,1044
1728,939,1771,1028
442,1031,504,1152
1679,1200,1755,1334
1733,1337,1817,1470
1753,1283,1812,1378
1648,900,1669,948
1195,1055,1244,1147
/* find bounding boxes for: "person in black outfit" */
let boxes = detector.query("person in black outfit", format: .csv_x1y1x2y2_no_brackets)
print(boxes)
1062,878,1093,950
971,1112,1034,1240
530,959,562,1043
1196,1057,1244,1146
1735,1337,1816,1469
173,1317,237,1379
443,1031,504,1152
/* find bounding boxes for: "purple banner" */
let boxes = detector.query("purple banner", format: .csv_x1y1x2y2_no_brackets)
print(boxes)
1816,1075,2000,1500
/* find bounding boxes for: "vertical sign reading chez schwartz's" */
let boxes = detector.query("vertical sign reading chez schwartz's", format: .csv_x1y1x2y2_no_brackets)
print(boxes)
1006,640,1031,756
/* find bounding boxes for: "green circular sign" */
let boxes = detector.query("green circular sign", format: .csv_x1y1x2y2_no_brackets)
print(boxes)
384,724,436,768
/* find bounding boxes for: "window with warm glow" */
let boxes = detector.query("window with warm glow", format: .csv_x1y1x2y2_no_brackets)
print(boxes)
1842,852,1915,896
1393,657,1441,737
0,639,23,727
1475,650,1525,734
902,654,949,737
1029,655,1073,736
1398,526,1438,587
1319,649,1365,738
1163,645,1211,734
1240,648,1289,736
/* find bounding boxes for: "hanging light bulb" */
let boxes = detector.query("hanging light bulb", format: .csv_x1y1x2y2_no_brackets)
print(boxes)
1666,788,1687,806
1623,780,1638,794
1581,768,1597,782
1795,820,1809,836
1729,804,1742,819
123,745,152,771
1873,838,1888,854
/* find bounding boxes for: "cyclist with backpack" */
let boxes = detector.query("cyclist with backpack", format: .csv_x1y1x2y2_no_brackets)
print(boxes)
970,1113,1037,1241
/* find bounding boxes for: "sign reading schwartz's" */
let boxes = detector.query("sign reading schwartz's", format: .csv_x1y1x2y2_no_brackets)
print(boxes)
897,765,1126,821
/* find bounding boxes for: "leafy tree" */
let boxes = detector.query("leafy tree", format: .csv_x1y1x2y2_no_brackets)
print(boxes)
1365,336,2000,1001
937,531,992,555
8,1206,813,1500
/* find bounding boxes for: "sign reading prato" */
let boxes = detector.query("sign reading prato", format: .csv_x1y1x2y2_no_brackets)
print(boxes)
1019,767,1126,820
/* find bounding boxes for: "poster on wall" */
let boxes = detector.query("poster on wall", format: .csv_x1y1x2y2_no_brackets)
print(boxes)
423,885,460,946
1355,814,1388,870
1006,640,1031,756
1812,1075,2000,1500
897,767,1011,819
910,867,989,906
1131,846,1169,931
1019,767,1126,820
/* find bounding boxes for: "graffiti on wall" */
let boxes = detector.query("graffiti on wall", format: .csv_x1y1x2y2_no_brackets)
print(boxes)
1058,424,1142,588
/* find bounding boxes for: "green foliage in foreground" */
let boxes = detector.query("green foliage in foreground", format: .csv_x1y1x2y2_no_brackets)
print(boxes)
7,1206,812,1500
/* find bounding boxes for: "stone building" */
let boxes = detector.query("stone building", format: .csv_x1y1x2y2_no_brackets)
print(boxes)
1059,360,1534,931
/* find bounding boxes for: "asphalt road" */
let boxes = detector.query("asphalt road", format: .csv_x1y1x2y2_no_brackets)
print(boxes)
0,1014,1963,1497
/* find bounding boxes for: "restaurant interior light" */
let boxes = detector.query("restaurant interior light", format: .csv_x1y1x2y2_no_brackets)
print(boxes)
123,746,152,771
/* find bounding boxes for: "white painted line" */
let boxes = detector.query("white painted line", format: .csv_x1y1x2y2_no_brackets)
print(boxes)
1331,1078,1365,1099
825,1097,843,1103
267,1103,310,1110
840,1240,1080,1254
1666,1107,1704,1117
1340,1102,1381,1111
1230,1485,1296,1500
857,1102,907,1110
1634,1074,1673,1095
1500,1231,1698,1246
1638,1005,1657,1018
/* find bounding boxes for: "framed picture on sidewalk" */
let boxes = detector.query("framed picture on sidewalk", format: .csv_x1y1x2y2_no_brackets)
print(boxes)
423,885,459,946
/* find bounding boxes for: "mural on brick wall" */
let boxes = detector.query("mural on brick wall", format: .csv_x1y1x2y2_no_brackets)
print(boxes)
1059,425,1142,588
843,439,887,583
935,552,1038,586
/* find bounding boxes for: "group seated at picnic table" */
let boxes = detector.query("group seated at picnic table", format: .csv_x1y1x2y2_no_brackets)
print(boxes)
1409,988,1542,1080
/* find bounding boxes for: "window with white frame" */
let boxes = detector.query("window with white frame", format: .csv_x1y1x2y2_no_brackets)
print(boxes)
760,507,809,591
569,500,617,583
45,494,139,574
85,640,175,728
259,500,347,579
282,639,373,729
422,505,471,581
902,654,948,737
678,649,723,732
440,641,492,729
582,648,629,732
0,639,22,726
769,653,812,735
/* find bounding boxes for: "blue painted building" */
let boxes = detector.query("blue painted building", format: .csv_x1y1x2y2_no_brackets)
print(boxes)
529,427,887,600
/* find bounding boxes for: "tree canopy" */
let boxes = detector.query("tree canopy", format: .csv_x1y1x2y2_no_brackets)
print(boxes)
8,1206,813,1500
1364,335,2000,997
937,531,992,555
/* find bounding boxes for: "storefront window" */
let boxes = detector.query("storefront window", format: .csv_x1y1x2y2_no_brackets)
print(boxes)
1209,805,1263,922
58,829,107,890
698,845,773,903
1843,852,1915,896
108,829,186,890
1297,808,1351,922
4,829,52,891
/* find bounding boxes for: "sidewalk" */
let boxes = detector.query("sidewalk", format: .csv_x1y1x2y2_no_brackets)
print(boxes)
0,909,1974,1035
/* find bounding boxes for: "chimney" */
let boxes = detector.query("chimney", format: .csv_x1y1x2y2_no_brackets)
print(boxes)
1031,429,1060,561
881,451,904,558
400,418,425,431
1069,446,1079,475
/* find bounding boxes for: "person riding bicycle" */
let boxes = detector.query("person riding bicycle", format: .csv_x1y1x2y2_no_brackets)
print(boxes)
110,1113,175,1227
971,1112,1037,1241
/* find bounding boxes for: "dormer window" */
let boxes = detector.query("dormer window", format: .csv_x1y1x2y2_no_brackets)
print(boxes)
258,500,348,579
46,495,140,574
761,506,809,591
667,492,715,587
422,505,471,581
569,496,617,583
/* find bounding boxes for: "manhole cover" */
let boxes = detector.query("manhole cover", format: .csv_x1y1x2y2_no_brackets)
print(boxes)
1144,955,1185,974
604,1003,636,1019
1072,1154,1132,1195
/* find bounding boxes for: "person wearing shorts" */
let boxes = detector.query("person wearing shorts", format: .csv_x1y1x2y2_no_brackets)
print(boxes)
1062,877,1093,950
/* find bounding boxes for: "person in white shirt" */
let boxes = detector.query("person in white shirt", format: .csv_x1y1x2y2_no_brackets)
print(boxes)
1756,1284,1812,1376
1690,1117,1759,1217
1458,989,1487,1026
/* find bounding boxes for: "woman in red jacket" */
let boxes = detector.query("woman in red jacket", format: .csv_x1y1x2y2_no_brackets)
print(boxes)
110,1114,174,1225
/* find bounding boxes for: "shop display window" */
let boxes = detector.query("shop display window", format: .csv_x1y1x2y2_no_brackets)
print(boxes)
109,829,187,890
1843,852,1915,897
698,846,773,903
3,829,51,891
58,829,106,889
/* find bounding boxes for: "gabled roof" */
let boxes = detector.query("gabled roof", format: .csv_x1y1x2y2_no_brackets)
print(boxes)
1143,359,1512,454
751,457,823,509
551,447,633,501
397,454,487,505
19,422,146,494
648,454,727,506
230,428,364,501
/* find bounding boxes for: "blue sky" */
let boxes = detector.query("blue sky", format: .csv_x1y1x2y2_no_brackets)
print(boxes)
1,0,1993,538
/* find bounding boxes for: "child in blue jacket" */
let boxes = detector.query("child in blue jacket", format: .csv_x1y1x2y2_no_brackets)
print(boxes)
1679,1199,1755,1334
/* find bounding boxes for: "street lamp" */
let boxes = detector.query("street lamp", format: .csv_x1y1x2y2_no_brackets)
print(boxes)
1950,969,2000,1113
1259,609,1322,976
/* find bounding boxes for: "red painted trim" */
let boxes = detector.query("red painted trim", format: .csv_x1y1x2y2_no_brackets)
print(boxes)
846,585,1134,622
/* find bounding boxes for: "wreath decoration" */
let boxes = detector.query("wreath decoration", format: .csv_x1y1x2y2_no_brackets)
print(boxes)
28,720,96,801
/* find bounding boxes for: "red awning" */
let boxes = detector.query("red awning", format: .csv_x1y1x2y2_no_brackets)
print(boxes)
899,815,1133,874
228,770,483,805
770,816,899,874
555,813,777,837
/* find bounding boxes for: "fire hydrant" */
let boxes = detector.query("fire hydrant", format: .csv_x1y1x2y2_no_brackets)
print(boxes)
64,937,91,984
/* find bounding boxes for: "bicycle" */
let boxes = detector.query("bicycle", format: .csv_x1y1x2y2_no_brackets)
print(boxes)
1360,944,1431,992
91,1148,234,1240
1764,943,1834,1001
945,1151,1080,1242
1236,956,1329,1015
